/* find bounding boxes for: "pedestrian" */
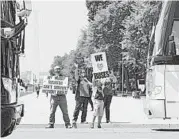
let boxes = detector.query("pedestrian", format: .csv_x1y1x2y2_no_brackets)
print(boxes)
35,84,40,98
90,80,104,128
72,70,91,128
103,78,113,123
45,66,72,129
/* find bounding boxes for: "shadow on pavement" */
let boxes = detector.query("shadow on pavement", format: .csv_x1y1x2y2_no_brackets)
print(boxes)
20,91,34,97
153,129,179,132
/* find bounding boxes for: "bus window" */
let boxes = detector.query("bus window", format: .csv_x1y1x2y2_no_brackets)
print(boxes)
171,21,179,55
165,2,179,56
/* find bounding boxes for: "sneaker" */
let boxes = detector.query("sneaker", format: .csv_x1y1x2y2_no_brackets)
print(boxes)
72,121,77,128
106,120,111,123
65,124,72,129
90,123,94,128
81,121,88,124
45,124,54,128
97,124,102,128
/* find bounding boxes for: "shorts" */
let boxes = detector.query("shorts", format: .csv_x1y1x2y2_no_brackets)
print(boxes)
93,99,104,117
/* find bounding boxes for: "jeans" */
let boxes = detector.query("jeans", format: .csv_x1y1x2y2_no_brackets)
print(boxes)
49,95,70,126
73,96,89,122
88,97,94,110
103,95,113,121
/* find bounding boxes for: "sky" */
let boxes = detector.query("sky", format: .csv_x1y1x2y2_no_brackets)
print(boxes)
20,0,88,74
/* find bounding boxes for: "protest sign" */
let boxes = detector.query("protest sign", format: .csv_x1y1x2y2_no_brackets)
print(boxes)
42,76,68,95
91,52,109,79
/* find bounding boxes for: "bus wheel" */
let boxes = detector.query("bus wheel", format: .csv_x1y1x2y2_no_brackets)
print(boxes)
1,128,13,137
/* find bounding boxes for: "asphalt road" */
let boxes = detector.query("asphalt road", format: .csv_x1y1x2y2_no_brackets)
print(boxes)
5,127,179,139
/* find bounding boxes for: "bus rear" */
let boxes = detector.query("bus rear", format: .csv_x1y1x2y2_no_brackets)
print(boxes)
145,1,179,119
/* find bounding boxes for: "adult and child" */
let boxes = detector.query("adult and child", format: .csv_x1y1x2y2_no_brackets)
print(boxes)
45,66,114,129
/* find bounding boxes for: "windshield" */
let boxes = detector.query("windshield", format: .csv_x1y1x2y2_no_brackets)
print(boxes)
172,20,179,55
152,1,179,57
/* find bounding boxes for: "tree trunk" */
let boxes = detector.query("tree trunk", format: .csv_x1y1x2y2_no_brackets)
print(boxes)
124,67,130,92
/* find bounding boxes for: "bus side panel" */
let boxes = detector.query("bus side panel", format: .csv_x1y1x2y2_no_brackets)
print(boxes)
146,65,165,99
145,65,166,118
165,65,179,118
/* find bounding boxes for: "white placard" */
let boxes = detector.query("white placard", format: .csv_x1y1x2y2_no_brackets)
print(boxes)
91,52,109,79
42,76,68,95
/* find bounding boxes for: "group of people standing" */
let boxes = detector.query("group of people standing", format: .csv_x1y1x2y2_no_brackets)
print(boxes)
45,65,115,129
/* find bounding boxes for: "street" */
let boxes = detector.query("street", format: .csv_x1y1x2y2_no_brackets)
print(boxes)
5,127,179,139
2,1,179,139
18,90,179,125
5,90,179,139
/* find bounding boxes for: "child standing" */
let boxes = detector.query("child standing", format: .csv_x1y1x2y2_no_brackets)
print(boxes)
90,81,104,128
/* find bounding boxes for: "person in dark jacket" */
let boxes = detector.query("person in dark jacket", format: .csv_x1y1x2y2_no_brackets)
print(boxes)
72,72,91,128
103,79,113,123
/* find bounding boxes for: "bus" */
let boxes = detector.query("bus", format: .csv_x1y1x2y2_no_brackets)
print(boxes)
145,1,179,119
1,0,31,137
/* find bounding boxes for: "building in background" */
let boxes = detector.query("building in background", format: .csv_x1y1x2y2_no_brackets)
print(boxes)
38,71,49,86
20,71,38,92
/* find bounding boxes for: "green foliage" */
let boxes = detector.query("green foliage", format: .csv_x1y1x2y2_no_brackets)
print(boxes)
86,0,113,22
49,1,163,90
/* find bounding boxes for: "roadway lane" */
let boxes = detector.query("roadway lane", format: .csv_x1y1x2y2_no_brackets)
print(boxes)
5,128,179,139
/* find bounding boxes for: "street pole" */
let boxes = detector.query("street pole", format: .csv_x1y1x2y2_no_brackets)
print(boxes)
122,61,124,95
122,44,124,96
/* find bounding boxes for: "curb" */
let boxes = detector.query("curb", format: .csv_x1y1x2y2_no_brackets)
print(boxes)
18,123,179,129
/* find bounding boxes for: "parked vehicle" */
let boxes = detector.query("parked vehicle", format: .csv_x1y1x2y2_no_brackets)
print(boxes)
145,1,179,119
1,0,32,137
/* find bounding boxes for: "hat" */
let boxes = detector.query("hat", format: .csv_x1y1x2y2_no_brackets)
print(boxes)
54,65,61,70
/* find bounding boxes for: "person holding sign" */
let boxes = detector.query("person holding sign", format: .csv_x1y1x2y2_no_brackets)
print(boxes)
45,66,72,129
90,80,104,128
72,69,91,128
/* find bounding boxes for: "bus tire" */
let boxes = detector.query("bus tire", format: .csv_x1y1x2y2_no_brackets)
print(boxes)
1,128,13,137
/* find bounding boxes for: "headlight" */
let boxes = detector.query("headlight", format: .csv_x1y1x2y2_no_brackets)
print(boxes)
2,77,17,104
153,86,162,95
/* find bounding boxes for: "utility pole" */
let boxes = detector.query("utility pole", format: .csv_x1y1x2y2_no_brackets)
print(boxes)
122,59,124,96
121,44,124,96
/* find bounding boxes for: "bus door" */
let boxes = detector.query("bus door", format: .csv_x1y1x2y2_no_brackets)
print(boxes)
165,2,179,118
165,65,179,118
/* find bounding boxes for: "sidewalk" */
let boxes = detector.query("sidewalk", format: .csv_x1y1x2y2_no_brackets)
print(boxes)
19,90,179,126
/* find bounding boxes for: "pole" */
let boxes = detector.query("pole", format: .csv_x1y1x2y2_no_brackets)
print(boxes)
122,59,124,95
122,44,124,96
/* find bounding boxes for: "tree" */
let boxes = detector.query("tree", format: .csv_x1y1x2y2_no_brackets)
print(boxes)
85,1,134,69
122,1,162,89
86,0,113,22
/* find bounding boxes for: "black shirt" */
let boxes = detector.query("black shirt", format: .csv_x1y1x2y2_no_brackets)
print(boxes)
94,87,104,100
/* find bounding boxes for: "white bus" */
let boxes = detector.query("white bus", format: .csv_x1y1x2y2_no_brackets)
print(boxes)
145,1,179,119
